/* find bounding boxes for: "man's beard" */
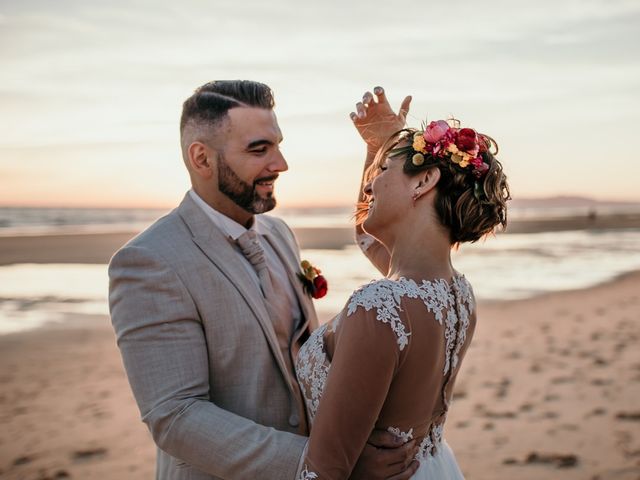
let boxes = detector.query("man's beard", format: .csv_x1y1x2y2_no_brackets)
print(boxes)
217,154,277,214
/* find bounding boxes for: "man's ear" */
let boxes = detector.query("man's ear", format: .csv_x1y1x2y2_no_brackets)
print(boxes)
187,142,215,179
412,167,441,201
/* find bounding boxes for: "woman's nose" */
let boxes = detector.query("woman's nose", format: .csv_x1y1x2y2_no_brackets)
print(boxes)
363,181,372,196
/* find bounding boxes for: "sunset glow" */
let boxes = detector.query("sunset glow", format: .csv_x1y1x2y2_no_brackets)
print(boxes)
1,0,639,207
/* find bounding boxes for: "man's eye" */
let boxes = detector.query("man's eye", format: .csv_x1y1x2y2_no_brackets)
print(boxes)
251,148,267,154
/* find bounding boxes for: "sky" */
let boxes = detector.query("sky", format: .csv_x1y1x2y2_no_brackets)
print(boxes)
1,0,639,208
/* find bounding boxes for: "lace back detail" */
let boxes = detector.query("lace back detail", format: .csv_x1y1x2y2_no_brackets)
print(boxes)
346,276,474,376
387,420,446,461
298,466,318,479
295,275,475,474
416,422,445,459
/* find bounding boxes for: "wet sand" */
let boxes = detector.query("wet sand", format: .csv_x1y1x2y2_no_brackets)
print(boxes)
1,210,639,266
1,272,639,479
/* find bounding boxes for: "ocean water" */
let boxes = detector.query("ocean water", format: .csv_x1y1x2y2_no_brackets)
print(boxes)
1,208,639,334
0,207,169,236
2,203,640,234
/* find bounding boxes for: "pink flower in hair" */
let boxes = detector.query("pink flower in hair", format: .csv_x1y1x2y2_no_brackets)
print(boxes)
423,120,450,143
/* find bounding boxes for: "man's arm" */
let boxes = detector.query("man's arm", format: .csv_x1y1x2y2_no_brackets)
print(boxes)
109,244,306,479
351,87,412,275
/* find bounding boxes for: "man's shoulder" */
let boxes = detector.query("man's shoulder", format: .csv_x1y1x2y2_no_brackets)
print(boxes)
113,208,187,259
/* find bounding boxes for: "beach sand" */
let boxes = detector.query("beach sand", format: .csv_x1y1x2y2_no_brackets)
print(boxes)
1,269,639,479
1,222,640,479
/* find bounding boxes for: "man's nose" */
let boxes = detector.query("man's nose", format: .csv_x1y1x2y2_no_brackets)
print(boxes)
271,150,288,172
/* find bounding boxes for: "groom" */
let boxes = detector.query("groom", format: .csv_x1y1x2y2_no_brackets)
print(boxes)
109,80,418,479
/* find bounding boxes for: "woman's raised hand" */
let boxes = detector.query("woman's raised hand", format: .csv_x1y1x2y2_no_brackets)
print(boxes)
350,86,412,153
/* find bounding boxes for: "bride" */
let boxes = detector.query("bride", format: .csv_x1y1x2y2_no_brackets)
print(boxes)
295,87,510,479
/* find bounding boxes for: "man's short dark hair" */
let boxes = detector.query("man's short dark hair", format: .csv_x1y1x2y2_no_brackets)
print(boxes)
180,80,275,135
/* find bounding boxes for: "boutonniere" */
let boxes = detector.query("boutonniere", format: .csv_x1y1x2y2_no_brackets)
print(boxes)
297,260,328,299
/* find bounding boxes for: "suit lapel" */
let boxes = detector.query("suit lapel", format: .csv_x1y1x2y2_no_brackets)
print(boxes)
176,194,293,386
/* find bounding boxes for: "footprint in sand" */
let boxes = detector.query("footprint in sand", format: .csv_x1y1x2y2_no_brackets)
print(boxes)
484,410,517,419
616,411,640,421
590,378,612,386
593,356,609,366
551,376,575,384
12,455,33,466
585,407,607,418
519,403,534,412
525,452,579,468
502,452,579,468
72,448,108,463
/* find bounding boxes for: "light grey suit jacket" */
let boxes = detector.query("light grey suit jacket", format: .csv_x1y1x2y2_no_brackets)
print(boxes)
109,193,319,480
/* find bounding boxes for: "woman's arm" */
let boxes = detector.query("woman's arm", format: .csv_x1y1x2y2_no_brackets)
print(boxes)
351,87,412,275
298,303,408,479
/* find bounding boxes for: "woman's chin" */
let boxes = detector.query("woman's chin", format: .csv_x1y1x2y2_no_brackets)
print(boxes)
362,216,377,236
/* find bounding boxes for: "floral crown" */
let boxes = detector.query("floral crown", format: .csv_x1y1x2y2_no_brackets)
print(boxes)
389,119,498,198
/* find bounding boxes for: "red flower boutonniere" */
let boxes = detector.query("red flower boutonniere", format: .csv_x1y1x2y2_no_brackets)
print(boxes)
297,260,328,299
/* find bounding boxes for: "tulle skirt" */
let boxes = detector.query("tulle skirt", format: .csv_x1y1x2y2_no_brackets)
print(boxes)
412,440,465,480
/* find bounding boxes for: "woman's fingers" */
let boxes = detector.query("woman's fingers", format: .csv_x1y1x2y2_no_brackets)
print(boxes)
398,95,412,123
363,91,374,107
356,101,367,118
374,86,387,106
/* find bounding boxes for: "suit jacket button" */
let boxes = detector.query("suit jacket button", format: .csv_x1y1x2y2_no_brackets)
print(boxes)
289,413,299,427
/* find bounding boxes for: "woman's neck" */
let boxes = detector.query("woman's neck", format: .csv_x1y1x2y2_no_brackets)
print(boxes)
385,223,455,282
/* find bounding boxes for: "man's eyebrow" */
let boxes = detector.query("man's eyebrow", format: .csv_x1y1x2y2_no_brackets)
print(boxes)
246,138,283,149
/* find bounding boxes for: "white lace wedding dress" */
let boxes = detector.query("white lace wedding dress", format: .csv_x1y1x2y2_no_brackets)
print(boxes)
295,276,475,479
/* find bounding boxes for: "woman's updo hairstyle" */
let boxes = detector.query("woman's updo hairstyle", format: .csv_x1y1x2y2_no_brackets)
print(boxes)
367,122,510,245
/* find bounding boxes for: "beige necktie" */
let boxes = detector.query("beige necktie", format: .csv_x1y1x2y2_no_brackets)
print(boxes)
236,230,275,298
236,230,294,360
236,229,307,433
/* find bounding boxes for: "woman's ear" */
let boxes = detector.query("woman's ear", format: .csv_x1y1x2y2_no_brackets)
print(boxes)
187,142,215,179
412,167,441,201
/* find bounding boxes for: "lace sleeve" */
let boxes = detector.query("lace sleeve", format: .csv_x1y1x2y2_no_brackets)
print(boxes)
298,285,405,479
347,278,416,350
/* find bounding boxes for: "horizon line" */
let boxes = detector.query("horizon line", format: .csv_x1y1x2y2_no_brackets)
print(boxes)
2,194,640,210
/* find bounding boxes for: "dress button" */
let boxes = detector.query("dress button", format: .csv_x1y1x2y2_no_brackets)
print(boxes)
289,413,299,427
